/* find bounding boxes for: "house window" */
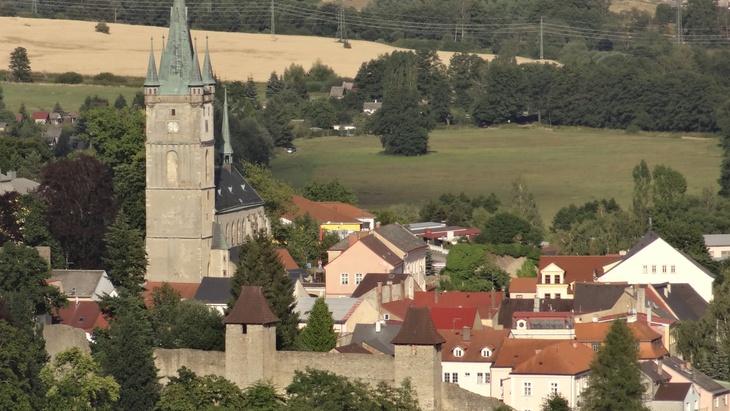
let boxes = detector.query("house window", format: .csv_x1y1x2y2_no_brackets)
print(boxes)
454,347,464,357
642,265,648,274
452,373,459,383
652,265,657,274
516,294,523,299
554,275,560,284
340,273,349,285
444,373,451,383
486,373,491,384
355,273,363,284
544,275,551,284
171,109,176,116
671,265,676,273
477,373,484,384
555,293,561,299
383,313,390,320
545,293,551,299
481,347,492,357
592,344,599,352
550,382,558,394
662,265,667,273
523,382,532,396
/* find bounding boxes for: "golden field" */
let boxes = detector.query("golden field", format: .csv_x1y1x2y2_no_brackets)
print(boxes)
0,16,547,81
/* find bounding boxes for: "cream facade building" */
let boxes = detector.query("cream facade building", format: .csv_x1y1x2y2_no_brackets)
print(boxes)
143,0,267,283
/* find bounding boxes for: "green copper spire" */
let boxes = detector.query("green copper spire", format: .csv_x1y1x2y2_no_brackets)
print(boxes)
202,36,215,86
144,38,160,87
158,0,195,94
189,38,204,87
220,87,234,164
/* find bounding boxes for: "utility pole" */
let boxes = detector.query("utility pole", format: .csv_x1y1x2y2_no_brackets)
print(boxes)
336,0,346,43
31,0,37,15
676,0,682,44
540,16,544,60
270,0,276,41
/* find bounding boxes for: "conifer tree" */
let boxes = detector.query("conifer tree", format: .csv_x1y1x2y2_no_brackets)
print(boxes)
581,319,648,411
425,250,436,276
102,211,147,294
231,229,299,350
297,297,337,352
92,294,160,411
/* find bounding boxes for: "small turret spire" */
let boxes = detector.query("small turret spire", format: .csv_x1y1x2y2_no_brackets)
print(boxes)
189,37,204,87
144,37,160,87
220,87,234,165
202,36,215,86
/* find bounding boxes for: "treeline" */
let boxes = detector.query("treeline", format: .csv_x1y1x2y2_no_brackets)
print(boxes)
2,0,728,58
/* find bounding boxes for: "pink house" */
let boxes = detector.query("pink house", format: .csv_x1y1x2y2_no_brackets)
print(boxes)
325,235,403,297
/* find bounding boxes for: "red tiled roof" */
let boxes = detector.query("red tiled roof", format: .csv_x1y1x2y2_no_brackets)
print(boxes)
429,307,478,330
225,286,279,325
32,111,49,120
492,339,569,368
277,248,299,270
283,195,360,225
440,328,510,362
413,290,502,319
391,307,446,345
510,278,538,294
512,341,594,375
143,282,200,306
319,202,375,219
382,299,414,320
55,301,108,333
575,320,663,342
538,255,621,284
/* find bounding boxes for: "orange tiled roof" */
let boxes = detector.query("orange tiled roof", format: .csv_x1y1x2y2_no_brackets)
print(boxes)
441,328,510,362
539,255,621,284
143,282,200,306
510,278,538,294
512,341,594,375
277,248,299,270
413,290,502,319
639,342,670,360
283,195,361,225
575,320,663,342
429,307,479,330
492,338,569,368
55,301,108,333
319,202,375,219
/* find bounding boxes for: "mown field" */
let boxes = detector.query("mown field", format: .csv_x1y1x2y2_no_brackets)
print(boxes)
1,82,139,113
270,126,722,221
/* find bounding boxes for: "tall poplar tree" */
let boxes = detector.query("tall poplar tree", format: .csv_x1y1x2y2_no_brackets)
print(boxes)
230,229,299,350
297,298,337,352
581,319,648,411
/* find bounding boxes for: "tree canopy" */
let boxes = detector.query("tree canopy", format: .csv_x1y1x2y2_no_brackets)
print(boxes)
296,298,337,352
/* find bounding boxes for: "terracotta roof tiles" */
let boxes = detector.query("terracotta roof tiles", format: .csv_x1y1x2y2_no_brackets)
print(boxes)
440,328,510,362
511,341,594,375
539,255,621,284
509,278,538,294
283,195,360,224
492,339,569,368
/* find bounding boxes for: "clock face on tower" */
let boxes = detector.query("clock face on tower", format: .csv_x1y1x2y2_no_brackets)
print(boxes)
167,121,180,133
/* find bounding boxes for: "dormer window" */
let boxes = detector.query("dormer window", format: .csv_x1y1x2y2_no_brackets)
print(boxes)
453,347,464,357
481,347,492,357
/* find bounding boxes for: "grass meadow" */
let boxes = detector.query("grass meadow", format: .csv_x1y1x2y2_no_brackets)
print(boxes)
1,82,139,113
270,126,722,222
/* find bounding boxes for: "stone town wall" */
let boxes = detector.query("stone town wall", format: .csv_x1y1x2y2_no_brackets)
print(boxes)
154,348,225,384
441,383,510,410
274,351,395,389
43,324,90,359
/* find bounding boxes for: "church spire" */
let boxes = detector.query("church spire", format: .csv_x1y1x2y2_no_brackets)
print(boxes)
189,38,204,88
144,38,160,87
202,36,215,86
158,0,195,94
220,87,234,165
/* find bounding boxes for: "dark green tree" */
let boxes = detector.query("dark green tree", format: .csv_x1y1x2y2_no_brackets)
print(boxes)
266,71,285,98
230,116,274,166
441,243,509,292
102,211,147,293
281,213,339,268
509,176,543,229
262,98,294,147
244,76,258,100
114,94,127,109
541,392,570,411
231,230,299,350
425,250,436,276
581,319,648,411
9,46,32,82
240,162,295,219
0,242,66,315
52,102,64,114
296,297,337,352
156,367,250,411
371,86,434,156
303,99,337,129
301,179,358,205
477,213,542,247
92,294,160,411
242,380,285,411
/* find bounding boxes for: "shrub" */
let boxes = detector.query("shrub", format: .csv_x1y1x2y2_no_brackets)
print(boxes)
93,72,126,86
55,72,83,84
95,21,110,34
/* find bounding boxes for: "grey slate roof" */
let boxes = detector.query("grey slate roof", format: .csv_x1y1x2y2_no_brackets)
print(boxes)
360,235,403,267
351,323,402,355
640,361,671,383
664,356,730,395
374,223,426,253
572,283,627,314
0,172,39,195
295,297,360,323
214,165,264,214
194,277,232,305
50,270,106,298
652,283,708,321
704,234,730,247
351,273,408,298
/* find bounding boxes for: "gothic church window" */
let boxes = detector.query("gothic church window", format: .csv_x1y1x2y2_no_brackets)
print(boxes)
166,150,178,184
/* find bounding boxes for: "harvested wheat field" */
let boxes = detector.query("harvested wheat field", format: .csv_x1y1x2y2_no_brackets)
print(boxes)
0,17,547,81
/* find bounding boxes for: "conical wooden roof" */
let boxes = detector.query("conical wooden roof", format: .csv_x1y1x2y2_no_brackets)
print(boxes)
391,307,445,345
224,286,279,325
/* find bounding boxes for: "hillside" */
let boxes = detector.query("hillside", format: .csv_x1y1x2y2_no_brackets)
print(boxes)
0,17,547,82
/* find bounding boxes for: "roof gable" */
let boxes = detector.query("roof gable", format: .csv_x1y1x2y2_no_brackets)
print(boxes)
654,382,692,402
652,283,708,321
440,328,510,362
575,320,662,342
429,307,478,330
573,283,628,314
510,278,538,294
373,223,426,253
277,248,299,270
664,356,730,394
50,270,106,298
54,301,108,333
511,341,594,375
538,255,621,283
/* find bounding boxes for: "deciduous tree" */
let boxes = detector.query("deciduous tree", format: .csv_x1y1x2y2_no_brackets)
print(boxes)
156,367,249,411
372,86,434,156
9,46,32,82
301,179,358,205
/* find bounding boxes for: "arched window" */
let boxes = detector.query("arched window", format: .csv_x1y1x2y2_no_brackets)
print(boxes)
453,347,464,357
225,223,230,245
166,150,178,185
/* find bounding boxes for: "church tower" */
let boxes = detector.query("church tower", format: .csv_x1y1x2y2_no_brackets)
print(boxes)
143,0,217,282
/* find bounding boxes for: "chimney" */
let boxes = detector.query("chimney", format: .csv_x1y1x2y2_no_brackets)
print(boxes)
7,170,16,179
533,296,540,313
637,286,646,314
686,361,692,371
647,303,653,325
462,326,471,341
348,232,359,247
657,358,663,375
376,320,382,333
375,221,381,229
592,314,598,323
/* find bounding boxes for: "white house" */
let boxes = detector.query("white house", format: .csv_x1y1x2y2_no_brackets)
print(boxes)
598,231,715,302
440,328,510,397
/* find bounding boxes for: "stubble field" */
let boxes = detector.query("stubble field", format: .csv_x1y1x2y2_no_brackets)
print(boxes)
270,127,721,221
